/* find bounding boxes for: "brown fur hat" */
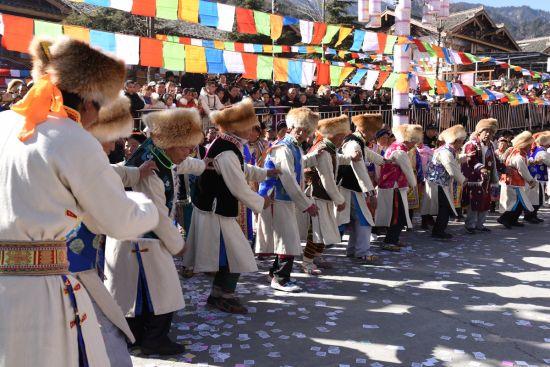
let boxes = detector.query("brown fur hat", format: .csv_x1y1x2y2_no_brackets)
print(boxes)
393,124,423,144
475,118,498,134
351,114,383,134
511,131,534,149
534,131,550,146
210,98,258,132
144,108,204,150
317,115,351,138
439,124,467,145
88,96,133,142
285,107,319,133
29,36,126,106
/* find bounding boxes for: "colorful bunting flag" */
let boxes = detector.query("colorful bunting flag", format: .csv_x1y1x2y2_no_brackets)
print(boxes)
199,0,218,27
216,3,235,31
257,55,273,80
156,0,178,20
90,30,116,53
301,61,316,86
132,0,156,17
185,44,207,73
288,60,302,84
140,37,163,67
299,20,314,44
1,14,33,54
63,25,90,43
115,33,139,65
335,27,352,47
242,53,258,79
179,0,199,22
236,8,256,34
34,20,63,38
254,11,271,36
111,0,132,11
274,58,289,82
270,14,283,40
339,66,355,85
322,25,340,44
350,30,365,52
163,41,185,71
223,50,245,73
383,35,397,54
311,22,327,45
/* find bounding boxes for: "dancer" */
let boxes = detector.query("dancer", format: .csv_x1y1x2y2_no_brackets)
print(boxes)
0,36,159,367
105,108,204,355
525,131,550,223
302,115,351,274
185,99,272,314
256,107,320,291
498,131,537,228
336,114,384,263
421,125,467,239
375,124,421,249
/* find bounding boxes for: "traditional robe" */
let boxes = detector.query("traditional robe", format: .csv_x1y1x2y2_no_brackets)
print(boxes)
421,145,466,216
0,110,158,367
527,146,550,206
500,149,535,212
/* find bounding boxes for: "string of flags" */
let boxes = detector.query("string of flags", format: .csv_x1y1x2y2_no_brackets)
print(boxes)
70,0,550,81
0,13,548,104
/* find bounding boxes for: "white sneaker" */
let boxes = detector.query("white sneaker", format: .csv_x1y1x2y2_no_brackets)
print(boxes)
301,262,321,275
271,278,302,292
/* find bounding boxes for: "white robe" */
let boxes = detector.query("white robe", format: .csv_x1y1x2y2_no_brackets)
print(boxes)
500,154,535,212
184,150,264,273
255,142,312,256
421,147,466,216
527,149,550,206
336,139,380,226
0,111,159,367
305,150,345,245
105,156,205,317
374,149,417,227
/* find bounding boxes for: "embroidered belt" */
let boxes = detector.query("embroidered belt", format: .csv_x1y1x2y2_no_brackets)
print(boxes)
0,241,69,275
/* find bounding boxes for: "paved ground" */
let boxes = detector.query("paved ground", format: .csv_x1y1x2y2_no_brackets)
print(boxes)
132,210,550,367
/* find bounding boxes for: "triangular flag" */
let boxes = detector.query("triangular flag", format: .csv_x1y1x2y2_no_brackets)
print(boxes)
311,22,327,44
335,27,352,47
322,25,340,44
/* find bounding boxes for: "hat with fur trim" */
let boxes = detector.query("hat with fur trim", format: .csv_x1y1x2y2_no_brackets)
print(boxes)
88,96,133,142
511,131,534,149
210,98,258,132
29,36,126,106
438,125,467,145
534,131,550,146
143,108,204,150
393,124,423,144
317,115,351,138
475,118,498,134
285,107,319,133
351,114,383,134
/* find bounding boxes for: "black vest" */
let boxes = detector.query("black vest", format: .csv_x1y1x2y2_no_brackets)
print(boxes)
193,137,244,217
304,140,337,201
337,133,365,193
125,138,174,239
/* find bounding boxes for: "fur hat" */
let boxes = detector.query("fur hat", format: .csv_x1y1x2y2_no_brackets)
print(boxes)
475,118,498,134
439,125,467,145
534,131,550,146
285,107,319,133
144,108,204,150
210,98,258,132
393,124,423,144
351,114,383,134
29,36,126,106
317,115,351,138
511,131,534,149
88,96,133,142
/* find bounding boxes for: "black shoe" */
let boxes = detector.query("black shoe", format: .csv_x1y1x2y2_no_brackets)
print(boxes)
432,232,453,239
465,227,476,234
497,218,512,229
536,217,544,223
141,340,186,356
525,218,540,224
511,222,524,227
207,295,220,307
477,227,491,232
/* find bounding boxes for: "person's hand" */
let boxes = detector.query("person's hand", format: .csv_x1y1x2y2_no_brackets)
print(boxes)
263,195,273,209
266,168,281,177
203,157,214,167
336,202,346,212
304,204,319,217
351,151,363,162
139,160,158,180
528,180,537,189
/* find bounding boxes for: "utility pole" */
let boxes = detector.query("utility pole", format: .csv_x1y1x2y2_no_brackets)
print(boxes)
146,16,155,82
392,0,411,126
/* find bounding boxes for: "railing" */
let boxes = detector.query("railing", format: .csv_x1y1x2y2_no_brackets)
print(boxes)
134,104,550,133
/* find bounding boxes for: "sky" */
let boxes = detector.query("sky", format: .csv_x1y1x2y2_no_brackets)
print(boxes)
454,0,550,11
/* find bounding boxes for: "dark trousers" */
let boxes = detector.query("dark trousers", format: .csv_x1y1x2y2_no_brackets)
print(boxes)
385,190,407,244
433,186,453,235
126,287,174,347
499,202,525,227
524,187,543,220
269,255,294,285
213,266,240,294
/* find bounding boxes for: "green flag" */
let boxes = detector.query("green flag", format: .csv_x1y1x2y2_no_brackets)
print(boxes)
322,25,340,44
156,0,178,20
34,20,62,38
382,73,398,89
257,55,274,80
163,42,185,71
224,42,235,51
254,11,271,36
330,65,343,86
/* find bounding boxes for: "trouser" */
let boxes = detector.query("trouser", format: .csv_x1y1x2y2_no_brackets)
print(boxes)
211,266,241,297
92,301,132,367
385,190,407,244
433,186,453,235
524,186,543,220
269,255,294,285
303,222,326,262
498,201,526,227
465,208,488,230
126,305,174,347
347,196,372,257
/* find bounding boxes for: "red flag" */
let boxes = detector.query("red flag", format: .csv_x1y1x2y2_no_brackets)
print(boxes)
236,8,257,34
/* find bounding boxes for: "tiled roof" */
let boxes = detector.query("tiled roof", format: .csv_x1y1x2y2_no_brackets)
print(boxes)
517,37,550,53
0,0,70,19
442,6,485,31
